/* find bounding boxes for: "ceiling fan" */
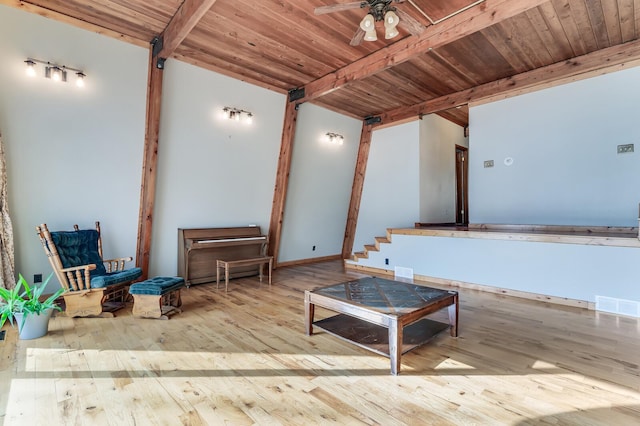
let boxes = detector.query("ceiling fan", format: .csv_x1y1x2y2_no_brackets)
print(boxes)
315,0,425,46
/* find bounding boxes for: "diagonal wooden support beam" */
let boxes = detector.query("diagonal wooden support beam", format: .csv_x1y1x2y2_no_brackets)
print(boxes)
342,123,373,259
377,37,640,125
136,50,164,280
300,0,548,103
157,0,218,59
136,1,216,278
268,100,299,266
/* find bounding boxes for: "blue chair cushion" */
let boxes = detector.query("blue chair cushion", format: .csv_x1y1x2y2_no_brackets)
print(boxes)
129,276,185,296
90,267,143,289
50,229,107,277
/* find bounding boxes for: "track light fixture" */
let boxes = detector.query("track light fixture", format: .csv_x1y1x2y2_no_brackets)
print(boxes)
325,132,345,145
25,58,86,88
222,107,254,125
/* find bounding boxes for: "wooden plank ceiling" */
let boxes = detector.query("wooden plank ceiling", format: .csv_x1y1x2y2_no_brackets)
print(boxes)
7,0,640,128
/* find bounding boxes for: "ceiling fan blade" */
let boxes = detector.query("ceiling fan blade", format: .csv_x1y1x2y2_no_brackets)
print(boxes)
349,27,365,46
315,1,367,15
395,8,426,36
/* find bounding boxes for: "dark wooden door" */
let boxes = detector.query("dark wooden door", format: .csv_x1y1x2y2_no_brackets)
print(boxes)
455,146,469,225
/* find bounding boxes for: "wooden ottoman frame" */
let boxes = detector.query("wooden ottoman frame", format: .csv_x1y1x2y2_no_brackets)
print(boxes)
130,277,185,320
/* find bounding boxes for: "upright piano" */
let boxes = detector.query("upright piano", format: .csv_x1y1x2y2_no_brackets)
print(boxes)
178,226,267,287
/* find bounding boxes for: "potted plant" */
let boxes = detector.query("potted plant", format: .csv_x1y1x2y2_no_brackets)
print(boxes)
0,273,64,340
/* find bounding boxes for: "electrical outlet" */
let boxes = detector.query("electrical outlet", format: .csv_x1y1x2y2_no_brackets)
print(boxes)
617,144,634,154
385,258,389,265
484,160,494,168
312,245,316,251
33,273,43,283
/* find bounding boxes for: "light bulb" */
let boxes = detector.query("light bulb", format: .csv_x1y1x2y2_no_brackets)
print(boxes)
25,60,36,77
384,10,400,39
360,14,374,30
76,72,85,88
360,14,377,42
234,111,240,121
51,66,62,82
245,113,253,125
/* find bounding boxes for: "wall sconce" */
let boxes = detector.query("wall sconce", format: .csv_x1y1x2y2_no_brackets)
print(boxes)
25,58,86,88
222,107,253,124
325,132,344,145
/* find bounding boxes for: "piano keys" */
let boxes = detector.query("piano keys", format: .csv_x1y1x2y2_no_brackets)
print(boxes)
178,226,267,287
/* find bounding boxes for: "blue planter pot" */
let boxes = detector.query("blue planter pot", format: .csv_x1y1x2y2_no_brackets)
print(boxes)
13,308,53,340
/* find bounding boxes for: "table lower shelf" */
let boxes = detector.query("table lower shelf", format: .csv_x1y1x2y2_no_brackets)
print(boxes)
313,314,450,357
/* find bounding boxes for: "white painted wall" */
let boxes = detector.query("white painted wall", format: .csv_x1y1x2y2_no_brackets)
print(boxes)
150,60,285,277
350,67,640,304
353,121,420,251
279,103,361,262
420,114,468,223
0,5,148,293
470,67,640,226
349,234,640,303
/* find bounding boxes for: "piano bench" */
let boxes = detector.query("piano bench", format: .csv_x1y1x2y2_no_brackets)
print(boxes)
130,276,185,320
216,256,273,292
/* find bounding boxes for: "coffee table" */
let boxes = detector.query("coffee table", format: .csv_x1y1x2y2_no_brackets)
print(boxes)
304,276,458,375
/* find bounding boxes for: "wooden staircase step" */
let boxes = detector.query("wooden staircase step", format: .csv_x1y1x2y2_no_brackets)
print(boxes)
353,251,368,260
375,236,390,243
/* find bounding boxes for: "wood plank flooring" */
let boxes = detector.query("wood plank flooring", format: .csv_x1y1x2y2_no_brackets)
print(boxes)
1,260,639,425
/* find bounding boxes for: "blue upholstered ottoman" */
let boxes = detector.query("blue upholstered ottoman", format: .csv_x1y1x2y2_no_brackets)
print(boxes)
130,276,185,319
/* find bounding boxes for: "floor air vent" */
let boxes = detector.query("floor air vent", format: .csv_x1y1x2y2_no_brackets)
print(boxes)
595,296,640,318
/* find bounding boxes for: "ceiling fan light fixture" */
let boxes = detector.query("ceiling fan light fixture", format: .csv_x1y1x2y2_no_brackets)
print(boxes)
360,13,375,31
360,13,377,41
384,10,400,39
363,29,378,42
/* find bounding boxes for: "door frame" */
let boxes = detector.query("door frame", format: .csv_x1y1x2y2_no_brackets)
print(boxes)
455,145,469,225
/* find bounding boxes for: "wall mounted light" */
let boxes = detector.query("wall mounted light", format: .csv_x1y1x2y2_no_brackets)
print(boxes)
25,58,87,88
325,132,345,145
222,107,254,125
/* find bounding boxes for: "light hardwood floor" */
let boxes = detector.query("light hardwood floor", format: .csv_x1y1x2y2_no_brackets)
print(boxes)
1,260,639,425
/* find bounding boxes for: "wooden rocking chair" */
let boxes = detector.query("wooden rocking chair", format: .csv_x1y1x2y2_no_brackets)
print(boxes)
36,221,142,318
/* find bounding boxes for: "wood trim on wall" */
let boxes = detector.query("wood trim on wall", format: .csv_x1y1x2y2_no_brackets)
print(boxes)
342,123,373,259
268,100,299,267
343,262,596,310
277,254,342,268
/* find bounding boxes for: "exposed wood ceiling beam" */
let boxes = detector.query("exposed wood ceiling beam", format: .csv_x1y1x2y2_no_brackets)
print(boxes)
157,0,218,58
377,37,640,125
299,0,549,104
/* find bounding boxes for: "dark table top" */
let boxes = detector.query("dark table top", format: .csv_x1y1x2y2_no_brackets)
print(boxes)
312,276,455,316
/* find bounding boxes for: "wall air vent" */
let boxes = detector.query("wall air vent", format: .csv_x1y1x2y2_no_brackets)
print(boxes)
595,295,640,318
394,266,414,279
